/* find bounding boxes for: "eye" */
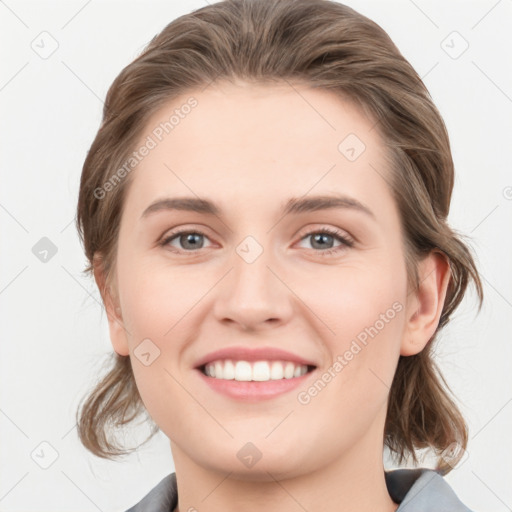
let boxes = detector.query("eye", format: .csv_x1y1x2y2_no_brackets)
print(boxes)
159,226,354,256
296,227,354,256
160,229,213,253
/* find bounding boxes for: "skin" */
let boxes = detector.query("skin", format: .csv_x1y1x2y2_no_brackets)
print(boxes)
94,80,450,512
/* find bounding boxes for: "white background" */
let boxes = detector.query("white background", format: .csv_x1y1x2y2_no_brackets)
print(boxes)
1,0,511,510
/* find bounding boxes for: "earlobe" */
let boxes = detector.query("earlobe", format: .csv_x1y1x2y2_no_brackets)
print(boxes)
400,251,451,356
92,255,130,357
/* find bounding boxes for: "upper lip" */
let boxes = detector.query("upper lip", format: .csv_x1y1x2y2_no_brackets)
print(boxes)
194,346,318,369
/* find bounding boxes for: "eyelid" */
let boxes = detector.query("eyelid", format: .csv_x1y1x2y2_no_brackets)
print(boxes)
294,224,354,245
159,223,215,240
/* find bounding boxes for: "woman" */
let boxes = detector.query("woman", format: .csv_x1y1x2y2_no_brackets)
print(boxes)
75,0,483,510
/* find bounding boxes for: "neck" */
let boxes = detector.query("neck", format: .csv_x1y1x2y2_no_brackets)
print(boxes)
170,437,399,512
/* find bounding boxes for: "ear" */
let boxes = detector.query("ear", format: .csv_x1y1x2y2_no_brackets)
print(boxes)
93,254,130,357
400,250,451,356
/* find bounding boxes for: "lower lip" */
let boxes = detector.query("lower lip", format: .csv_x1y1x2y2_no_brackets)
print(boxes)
196,368,315,401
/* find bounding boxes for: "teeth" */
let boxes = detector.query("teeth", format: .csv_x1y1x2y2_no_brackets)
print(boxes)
252,361,270,381
203,360,309,381
235,361,252,381
270,361,284,380
215,361,223,379
284,362,295,379
223,360,235,380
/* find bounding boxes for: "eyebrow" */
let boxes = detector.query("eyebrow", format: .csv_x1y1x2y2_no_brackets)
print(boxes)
140,194,376,220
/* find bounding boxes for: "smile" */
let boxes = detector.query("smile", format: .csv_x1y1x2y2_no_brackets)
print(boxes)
202,359,314,381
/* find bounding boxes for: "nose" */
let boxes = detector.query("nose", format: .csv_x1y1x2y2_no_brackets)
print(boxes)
213,242,294,331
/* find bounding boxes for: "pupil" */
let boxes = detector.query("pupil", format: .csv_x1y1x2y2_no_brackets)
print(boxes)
313,233,333,249
182,233,203,249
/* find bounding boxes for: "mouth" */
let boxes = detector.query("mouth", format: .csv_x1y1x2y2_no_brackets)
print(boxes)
193,347,318,400
198,359,317,382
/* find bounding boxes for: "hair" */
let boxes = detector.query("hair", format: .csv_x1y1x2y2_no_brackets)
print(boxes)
75,0,483,474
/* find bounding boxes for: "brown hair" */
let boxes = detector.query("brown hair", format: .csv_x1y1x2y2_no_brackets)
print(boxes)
75,0,483,473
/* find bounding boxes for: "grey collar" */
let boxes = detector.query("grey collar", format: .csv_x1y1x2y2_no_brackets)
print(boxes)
387,468,473,511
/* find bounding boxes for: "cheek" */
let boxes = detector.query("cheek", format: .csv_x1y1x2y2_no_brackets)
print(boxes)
119,261,197,343
302,261,406,400
303,259,406,342
116,263,205,420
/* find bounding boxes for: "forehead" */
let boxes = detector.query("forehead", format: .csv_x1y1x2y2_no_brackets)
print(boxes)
123,80,394,221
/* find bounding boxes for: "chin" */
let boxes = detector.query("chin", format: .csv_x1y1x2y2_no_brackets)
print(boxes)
214,458,308,482
195,439,314,482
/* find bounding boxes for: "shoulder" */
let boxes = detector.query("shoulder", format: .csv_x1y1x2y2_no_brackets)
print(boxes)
124,473,177,512
386,468,474,511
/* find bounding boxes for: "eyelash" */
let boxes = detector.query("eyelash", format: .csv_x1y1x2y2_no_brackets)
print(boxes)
159,227,354,257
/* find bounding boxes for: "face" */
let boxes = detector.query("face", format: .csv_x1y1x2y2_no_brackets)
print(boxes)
105,80,413,479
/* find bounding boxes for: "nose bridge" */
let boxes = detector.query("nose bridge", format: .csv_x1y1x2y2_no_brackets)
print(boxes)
233,235,277,307
214,234,291,328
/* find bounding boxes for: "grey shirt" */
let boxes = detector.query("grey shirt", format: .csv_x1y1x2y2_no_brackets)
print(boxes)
125,468,473,511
